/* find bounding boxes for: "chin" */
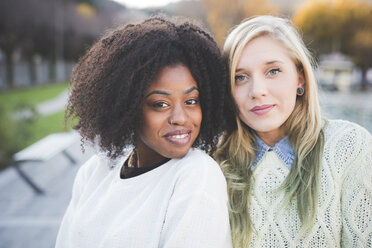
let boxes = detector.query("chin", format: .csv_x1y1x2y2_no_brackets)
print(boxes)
165,148,191,159
250,124,281,134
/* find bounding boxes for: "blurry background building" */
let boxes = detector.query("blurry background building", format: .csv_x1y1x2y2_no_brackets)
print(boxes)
317,53,356,92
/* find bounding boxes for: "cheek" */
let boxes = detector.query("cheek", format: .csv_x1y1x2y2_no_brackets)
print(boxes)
232,87,242,105
233,86,249,109
277,86,297,114
141,111,165,136
192,108,202,127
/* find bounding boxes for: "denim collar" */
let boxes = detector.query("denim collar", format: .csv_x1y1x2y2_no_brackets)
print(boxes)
251,134,295,169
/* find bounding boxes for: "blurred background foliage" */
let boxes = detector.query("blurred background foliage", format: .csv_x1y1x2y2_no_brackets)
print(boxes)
0,0,125,89
0,83,69,170
1,0,372,90
0,103,36,170
293,0,372,90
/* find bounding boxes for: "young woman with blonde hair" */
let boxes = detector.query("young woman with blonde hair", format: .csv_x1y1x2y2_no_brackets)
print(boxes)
215,15,372,247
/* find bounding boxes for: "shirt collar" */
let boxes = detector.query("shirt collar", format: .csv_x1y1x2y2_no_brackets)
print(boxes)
251,134,295,169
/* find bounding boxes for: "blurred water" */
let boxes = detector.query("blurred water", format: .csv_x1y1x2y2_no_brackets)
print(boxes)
319,90,372,133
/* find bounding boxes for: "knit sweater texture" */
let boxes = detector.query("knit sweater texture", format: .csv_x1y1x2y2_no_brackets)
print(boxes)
248,119,372,247
55,148,232,248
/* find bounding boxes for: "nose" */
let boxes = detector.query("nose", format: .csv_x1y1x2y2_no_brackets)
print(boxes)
169,104,187,125
249,76,267,99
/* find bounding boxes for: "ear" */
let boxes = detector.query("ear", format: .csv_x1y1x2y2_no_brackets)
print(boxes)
298,69,305,89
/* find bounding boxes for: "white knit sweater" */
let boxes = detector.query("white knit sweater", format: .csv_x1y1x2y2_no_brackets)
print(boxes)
55,149,232,248
248,120,372,247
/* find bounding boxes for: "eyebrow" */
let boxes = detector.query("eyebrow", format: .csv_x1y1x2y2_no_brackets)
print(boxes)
265,60,284,65
235,60,284,72
145,86,199,97
146,90,170,97
184,86,199,94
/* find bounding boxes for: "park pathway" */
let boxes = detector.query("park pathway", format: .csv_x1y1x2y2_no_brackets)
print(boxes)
0,140,94,248
36,90,69,116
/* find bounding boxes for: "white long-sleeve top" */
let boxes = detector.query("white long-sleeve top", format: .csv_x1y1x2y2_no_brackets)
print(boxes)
55,148,232,248
247,120,372,247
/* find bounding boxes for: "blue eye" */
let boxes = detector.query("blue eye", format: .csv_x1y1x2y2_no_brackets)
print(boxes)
268,68,281,76
235,74,248,84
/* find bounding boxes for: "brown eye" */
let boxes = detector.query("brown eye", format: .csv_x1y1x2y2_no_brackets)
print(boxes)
185,99,198,105
152,102,169,108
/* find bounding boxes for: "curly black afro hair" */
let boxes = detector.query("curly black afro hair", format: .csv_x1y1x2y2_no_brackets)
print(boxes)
67,15,228,159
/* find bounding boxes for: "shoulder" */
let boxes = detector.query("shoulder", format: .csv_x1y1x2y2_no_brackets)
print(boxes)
75,153,125,184
173,148,227,193
323,119,372,174
178,149,225,177
77,154,108,174
182,148,220,166
323,119,371,148
324,119,370,135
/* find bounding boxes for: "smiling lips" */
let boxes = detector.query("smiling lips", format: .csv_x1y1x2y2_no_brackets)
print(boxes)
163,129,192,146
250,104,274,115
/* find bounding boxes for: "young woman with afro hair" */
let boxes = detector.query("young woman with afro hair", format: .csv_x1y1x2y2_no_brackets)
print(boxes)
55,16,232,248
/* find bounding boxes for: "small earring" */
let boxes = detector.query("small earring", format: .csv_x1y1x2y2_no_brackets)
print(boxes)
297,87,304,96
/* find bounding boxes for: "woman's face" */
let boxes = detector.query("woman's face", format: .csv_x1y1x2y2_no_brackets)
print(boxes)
137,64,202,167
233,35,303,146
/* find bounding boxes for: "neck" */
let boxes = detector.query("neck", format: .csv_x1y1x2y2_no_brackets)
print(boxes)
136,153,165,168
255,128,286,147
135,143,167,168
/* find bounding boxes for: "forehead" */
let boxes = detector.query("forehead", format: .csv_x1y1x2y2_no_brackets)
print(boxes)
237,35,293,68
146,64,197,92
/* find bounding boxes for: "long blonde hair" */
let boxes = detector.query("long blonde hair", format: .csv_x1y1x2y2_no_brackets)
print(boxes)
215,15,324,247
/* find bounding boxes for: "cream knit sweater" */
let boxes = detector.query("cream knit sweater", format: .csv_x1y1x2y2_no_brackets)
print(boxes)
248,120,372,247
